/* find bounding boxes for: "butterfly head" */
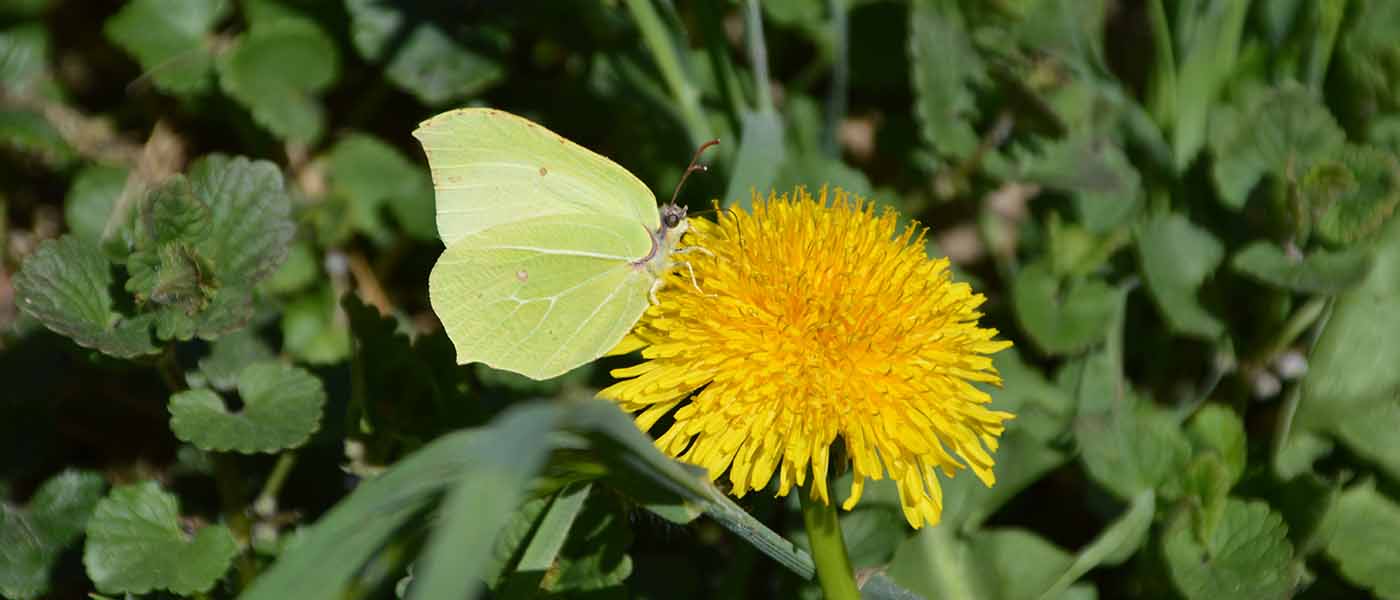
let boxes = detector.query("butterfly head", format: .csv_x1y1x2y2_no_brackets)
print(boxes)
660,203,689,235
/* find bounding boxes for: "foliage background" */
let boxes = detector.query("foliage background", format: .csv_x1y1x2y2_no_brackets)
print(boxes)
3,0,1400,598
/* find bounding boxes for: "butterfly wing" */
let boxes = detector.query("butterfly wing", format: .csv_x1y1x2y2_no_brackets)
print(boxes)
428,213,655,380
413,108,660,245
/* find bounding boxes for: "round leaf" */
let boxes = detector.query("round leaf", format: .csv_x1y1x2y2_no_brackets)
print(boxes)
217,18,338,142
170,362,326,453
1012,261,1117,355
1164,499,1296,600
1136,214,1225,340
83,481,238,595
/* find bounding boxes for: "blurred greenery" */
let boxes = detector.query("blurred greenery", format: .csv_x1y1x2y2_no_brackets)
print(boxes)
3,0,1400,598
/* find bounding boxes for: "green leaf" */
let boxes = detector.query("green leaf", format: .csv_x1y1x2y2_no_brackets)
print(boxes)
0,109,74,167
1308,145,1400,245
83,481,238,595
217,17,338,143
260,239,319,295
124,178,217,315
1183,454,1233,543
1324,481,1400,599
240,426,496,600
1012,261,1117,355
937,427,1068,531
887,526,1090,600
169,362,325,453
102,0,228,94
327,133,437,243
1079,405,1191,500
1298,215,1400,430
191,328,276,391
1173,0,1250,172
723,110,786,209
908,0,984,160
1136,214,1225,339
1338,0,1400,113
281,284,350,364
188,154,295,283
1040,490,1155,599
0,470,105,600
481,494,553,589
1186,404,1247,485
0,23,50,96
1164,499,1296,600
1333,401,1400,482
13,235,158,358
345,0,503,106
1016,135,1143,232
1208,83,1345,210
985,348,1075,443
65,165,129,245
1231,241,1373,293
494,484,591,593
541,489,633,593
396,404,563,600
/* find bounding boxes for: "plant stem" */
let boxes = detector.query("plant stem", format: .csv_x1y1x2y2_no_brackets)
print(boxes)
254,452,298,518
798,487,860,600
625,0,715,148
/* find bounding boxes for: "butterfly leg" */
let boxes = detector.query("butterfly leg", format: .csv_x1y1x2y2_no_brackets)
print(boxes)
675,260,715,298
648,277,666,305
674,244,715,258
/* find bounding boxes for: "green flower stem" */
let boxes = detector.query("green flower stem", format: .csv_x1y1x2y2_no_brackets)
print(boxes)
254,452,298,517
799,487,860,600
624,0,714,149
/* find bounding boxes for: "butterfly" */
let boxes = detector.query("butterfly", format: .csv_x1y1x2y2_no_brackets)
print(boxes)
414,108,713,380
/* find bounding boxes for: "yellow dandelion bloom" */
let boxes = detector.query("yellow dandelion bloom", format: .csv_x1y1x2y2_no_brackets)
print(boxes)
599,186,1013,528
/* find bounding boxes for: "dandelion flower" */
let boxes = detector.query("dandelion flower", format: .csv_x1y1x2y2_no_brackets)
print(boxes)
599,186,1013,528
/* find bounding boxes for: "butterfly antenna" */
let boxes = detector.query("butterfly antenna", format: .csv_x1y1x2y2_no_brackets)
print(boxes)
669,139,721,206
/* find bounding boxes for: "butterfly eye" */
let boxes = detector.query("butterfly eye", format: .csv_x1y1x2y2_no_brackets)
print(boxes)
664,212,681,228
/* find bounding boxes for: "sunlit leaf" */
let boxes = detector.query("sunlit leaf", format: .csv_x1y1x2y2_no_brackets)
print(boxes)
1164,499,1296,600
908,0,984,160
1324,481,1400,599
1012,261,1117,355
1136,214,1225,339
1231,241,1372,293
1208,83,1345,210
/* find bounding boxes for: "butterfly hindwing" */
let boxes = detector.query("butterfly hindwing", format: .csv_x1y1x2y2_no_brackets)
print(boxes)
427,213,655,379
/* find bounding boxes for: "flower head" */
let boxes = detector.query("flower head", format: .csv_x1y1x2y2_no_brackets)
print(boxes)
600,186,1013,528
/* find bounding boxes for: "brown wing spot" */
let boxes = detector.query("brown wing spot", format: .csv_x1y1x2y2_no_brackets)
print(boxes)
538,166,548,176
516,269,529,282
